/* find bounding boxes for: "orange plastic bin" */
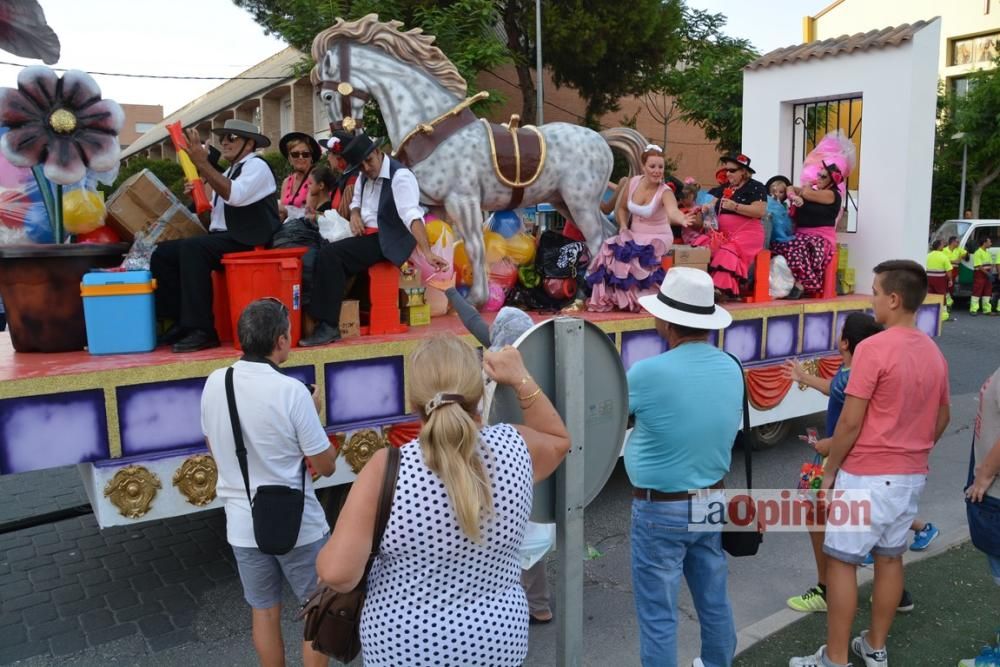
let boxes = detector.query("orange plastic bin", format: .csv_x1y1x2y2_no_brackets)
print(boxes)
221,247,308,350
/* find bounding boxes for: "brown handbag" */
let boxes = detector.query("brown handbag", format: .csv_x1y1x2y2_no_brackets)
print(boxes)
298,446,400,661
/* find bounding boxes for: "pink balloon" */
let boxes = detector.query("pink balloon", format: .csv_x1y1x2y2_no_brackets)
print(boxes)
482,282,506,312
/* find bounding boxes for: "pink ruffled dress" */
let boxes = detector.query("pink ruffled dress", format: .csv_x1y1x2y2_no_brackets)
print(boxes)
587,177,673,312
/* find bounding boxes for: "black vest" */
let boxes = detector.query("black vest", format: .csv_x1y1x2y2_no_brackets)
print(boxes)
359,158,417,266
222,156,281,247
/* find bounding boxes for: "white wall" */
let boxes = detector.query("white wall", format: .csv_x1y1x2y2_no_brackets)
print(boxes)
742,19,941,294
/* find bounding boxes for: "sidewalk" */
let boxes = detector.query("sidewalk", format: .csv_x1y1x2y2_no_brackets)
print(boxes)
734,541,998,665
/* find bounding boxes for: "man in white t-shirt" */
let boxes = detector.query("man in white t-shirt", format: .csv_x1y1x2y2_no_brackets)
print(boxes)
201,298,337,667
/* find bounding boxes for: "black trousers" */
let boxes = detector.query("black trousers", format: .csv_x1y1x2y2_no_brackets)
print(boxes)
309,233,386,327
151,232,253,331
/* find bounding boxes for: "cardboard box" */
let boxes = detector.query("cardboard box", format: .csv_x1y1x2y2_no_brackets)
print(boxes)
672,245,711,266
404,303,431,326
106,169,206,243
339,300,360,338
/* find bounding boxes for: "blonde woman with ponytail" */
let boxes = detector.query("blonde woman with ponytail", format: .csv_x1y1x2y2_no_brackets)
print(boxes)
316,334,570,666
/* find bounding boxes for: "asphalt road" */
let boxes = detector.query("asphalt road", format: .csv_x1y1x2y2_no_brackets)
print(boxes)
0,312,997,666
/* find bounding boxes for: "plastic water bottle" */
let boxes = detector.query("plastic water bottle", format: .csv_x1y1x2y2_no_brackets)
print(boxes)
703,206,718,231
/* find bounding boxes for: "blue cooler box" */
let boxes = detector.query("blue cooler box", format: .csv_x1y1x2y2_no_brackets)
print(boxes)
81,270,157,354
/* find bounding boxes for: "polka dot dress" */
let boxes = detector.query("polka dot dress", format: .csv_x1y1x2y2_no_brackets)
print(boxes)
360,423,533,666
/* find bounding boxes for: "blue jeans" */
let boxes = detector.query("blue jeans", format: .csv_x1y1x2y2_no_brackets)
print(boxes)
631,498,736,667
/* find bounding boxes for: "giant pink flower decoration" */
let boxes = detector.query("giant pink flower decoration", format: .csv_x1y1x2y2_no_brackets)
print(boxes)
0,66,123,185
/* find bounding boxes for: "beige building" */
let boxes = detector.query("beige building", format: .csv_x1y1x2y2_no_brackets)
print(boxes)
804,0,1000,94
118,104,163,149
122,47,717,181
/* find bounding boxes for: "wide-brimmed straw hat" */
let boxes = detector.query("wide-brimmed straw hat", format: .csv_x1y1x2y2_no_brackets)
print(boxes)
278,132,320,162
210,119,270,148
637,267,733,330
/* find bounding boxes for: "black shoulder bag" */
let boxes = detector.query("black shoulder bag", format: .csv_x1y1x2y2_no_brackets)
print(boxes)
722,353,763,557
225,367,305,555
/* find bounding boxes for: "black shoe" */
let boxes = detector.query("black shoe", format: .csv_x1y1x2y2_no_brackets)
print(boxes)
158,323,185,346
897,589,914,613
172,329,220,353
299,322,341,347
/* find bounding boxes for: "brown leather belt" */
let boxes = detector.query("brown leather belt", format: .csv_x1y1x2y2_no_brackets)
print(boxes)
632,480,725,502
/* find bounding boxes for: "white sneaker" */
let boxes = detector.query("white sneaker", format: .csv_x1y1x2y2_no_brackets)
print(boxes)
692,660,705,667
851,630,888,667
789,645,853,667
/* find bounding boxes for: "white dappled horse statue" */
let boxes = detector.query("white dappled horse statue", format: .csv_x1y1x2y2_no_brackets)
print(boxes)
312,14,645,305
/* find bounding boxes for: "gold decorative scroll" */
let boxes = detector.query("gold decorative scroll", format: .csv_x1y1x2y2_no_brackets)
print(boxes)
104,466,161,519
172,455,218,507
342,428,388,474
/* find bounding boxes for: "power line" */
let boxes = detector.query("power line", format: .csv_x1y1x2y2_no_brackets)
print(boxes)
0,61,289,81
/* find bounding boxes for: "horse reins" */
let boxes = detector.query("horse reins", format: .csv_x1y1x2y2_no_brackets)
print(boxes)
321,42,371,133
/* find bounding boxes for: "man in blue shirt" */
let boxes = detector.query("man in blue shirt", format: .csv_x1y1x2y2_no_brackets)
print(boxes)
628,267,741,667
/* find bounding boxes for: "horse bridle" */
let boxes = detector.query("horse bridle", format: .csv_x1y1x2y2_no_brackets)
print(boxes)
320,42,371,133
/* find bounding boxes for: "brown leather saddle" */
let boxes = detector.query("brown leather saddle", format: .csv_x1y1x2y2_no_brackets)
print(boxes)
481,115,546,209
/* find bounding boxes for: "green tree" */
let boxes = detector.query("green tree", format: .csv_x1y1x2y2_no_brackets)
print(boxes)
643,6,757,152
513,0,684,128
932,62,1000,223
232,0,509,105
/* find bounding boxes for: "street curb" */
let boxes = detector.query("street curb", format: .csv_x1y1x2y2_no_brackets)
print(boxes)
733,526,972,656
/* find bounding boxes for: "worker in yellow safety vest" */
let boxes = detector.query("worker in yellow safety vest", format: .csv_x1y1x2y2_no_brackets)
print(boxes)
926,240,954,322
970,237,995,315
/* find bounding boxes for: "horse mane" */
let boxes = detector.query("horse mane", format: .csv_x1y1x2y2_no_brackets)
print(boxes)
310,13,468,97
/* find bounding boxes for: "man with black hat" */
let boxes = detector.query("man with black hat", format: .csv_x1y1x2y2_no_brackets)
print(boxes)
300,134,447,346
152,119,280,352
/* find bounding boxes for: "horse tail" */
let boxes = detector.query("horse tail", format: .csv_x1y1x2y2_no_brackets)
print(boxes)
599,127,647,175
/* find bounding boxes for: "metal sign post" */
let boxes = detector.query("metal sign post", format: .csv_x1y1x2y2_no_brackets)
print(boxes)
554,318,584,666
489,317,627,667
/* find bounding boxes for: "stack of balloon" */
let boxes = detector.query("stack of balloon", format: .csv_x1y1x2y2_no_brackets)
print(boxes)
63,187,121,243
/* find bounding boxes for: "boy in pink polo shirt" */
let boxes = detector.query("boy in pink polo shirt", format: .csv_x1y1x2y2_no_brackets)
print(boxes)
791,260,950,667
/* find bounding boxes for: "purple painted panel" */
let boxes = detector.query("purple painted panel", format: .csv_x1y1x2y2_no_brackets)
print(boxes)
284,365,316,386
326,356,404,426
765,315,799,359
621,330,667,371
916,305,939,337
708,330,719,348
835,310,863,345
117,378,207,457
723,319,763,363
803,312,834,353
0,390,109,474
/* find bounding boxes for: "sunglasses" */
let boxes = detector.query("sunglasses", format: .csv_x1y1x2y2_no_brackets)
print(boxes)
725,167,740,173
220,133,242,143
288,151,312,159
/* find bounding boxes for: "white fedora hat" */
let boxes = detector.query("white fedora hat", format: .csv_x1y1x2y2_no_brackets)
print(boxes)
637,267,733,330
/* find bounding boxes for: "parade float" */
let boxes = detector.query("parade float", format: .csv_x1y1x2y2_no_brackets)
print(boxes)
0,15,944,527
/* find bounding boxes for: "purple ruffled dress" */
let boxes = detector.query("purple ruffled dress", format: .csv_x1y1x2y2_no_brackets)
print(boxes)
587,178,673,312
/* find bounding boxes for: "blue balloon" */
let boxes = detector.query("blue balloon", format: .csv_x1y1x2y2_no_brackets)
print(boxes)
489,210,522,239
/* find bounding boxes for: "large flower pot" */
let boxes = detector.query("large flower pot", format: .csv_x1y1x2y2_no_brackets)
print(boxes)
0,244,128,352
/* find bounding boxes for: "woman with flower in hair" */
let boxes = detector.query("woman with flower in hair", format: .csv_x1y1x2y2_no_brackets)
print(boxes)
316,335,570,666
587,144,693,312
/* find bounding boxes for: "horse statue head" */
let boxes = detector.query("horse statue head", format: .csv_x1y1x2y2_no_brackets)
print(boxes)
310,14,467,137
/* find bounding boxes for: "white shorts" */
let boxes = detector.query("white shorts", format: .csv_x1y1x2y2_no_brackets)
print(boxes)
823,470,925,564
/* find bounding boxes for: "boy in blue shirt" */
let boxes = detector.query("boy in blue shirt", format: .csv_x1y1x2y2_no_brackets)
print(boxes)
784,313,882,613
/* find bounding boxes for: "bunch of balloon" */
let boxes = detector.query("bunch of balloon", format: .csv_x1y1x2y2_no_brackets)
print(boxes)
419,214,456,316
484,210,542,310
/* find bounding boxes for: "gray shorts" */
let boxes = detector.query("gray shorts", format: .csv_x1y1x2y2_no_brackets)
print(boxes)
232,536,327,609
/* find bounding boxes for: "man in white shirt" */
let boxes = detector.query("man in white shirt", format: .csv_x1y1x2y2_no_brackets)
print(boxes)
301,134,447,346
201,298,337,667
152,120,281,353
